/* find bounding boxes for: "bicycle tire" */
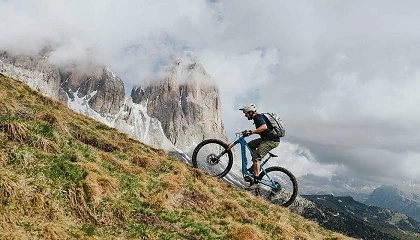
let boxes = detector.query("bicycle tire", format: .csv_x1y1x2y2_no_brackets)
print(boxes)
258,166,298,207
191,139,233,178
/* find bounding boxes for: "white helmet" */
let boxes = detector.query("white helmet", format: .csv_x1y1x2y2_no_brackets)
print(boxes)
239,103,257,113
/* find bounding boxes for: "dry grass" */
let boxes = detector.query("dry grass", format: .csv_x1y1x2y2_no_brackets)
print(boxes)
227,224,265,240
0,172,66,238
0,150,7,167
15,108,34,120
100,152,143,174
0,173,22,202
132,154,156,168
68,123,118,152
36,111,58,125
0,103,7,115
82,162,119,204
165,187,215,212
0,121,28,142
30,135,60,153
38,223,70,240
67,187,99,223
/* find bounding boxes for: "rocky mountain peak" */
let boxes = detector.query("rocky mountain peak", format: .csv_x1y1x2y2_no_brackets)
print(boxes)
61,66,125,115
131,58,225,154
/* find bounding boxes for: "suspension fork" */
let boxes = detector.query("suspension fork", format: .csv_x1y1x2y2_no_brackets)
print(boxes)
215,139,239,159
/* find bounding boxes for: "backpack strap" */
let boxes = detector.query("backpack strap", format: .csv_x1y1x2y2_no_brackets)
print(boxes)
262,113,274,130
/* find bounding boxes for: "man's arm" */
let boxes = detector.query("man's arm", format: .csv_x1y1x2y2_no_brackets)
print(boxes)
252,124,267,134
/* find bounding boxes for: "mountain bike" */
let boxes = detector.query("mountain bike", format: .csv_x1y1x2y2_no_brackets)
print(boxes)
191,132,298,207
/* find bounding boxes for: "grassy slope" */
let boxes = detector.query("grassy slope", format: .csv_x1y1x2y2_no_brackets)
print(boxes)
0,74,354,240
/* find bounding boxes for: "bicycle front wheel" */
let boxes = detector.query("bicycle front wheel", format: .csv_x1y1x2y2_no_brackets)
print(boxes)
258,166,298,207
191,139,233,178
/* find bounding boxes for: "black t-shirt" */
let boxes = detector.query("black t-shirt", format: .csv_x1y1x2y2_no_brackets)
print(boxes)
253,113,280,142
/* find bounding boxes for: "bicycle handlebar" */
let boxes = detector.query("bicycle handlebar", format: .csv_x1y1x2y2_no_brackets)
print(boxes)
235,132,250,136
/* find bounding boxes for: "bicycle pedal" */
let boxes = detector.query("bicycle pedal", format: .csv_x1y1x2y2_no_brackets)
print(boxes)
244,175,253,183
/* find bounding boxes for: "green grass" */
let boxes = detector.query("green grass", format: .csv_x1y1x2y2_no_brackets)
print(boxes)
43,155,87,189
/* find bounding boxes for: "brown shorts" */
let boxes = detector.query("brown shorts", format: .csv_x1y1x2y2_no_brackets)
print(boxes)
248,138,280,162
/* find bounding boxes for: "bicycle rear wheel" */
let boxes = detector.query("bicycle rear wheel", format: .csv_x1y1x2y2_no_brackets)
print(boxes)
192,139,233,178
258,166,298,207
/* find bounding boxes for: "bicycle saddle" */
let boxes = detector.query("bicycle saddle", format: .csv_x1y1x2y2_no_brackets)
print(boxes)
268,152,278,158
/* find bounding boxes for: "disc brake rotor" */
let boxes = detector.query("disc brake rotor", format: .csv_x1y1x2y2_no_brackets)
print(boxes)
206,154,219,165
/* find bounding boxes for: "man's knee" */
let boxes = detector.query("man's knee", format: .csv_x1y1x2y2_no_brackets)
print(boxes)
252,153,262,162
258,141,279,159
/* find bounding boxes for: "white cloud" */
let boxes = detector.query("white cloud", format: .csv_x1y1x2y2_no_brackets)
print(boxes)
1,0,420,189
271,142,343,178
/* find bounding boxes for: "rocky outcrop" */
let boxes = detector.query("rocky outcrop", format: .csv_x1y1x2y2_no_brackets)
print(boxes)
0,51,125,117
61,67,125,115
131,58,226,153
0,51,63,99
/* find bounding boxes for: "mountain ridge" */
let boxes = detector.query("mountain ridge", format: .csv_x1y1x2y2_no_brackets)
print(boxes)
303,194,420,240
365,185,420,222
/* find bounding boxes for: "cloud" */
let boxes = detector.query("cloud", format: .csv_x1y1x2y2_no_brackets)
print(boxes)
1,0,420,189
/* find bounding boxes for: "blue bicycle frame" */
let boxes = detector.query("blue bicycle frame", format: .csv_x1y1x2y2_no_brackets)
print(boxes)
223,134,280,190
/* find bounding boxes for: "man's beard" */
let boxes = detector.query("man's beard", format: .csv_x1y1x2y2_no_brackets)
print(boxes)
247,116,253,120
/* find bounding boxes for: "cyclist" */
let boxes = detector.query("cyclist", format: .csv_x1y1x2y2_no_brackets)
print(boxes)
239,103,280,190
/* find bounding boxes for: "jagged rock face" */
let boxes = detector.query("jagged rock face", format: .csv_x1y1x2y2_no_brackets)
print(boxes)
0,51,63,99
112,98,178,151
61,67,125,115
0,51,125,116
132,60,226,153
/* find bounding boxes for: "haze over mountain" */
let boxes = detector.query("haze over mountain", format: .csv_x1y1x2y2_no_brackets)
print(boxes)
365,184,420,222
303,194,420,240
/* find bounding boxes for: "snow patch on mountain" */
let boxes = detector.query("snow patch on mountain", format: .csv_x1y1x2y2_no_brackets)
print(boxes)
65,88,182,154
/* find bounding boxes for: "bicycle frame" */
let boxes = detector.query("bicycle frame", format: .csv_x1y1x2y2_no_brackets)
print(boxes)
225,134,279,189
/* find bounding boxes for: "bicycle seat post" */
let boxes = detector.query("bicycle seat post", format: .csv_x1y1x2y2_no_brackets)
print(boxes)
261,152,277,166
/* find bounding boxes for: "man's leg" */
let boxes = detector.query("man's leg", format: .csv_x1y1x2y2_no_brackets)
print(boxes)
247,138,263,174
248,138,262,159
254,161,260,178
246,140,280,191
249,139,279,176
256,140,280,163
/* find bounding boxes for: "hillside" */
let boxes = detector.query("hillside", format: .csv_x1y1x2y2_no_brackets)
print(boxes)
0,74,354,239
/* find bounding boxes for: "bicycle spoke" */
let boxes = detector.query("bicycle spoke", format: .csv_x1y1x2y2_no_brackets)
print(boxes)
192,140,233,177
258,167,298,207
